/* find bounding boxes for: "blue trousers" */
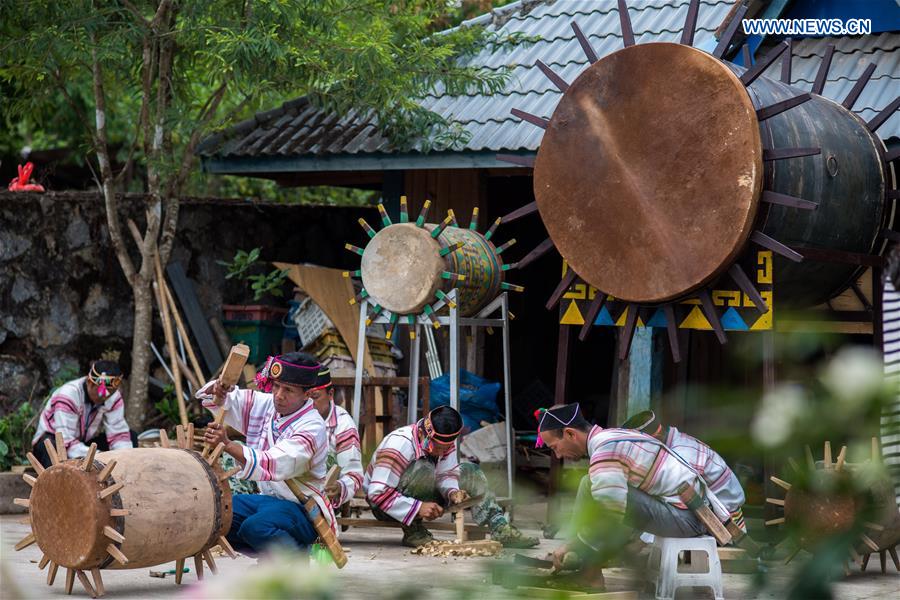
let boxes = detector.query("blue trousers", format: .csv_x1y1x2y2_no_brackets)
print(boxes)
227,493,318,555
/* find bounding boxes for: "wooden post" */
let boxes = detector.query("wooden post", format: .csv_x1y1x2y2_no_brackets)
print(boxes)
153,261,188,427
193,553,204,580
174,558,185,585
762,329,780,526
547,323,572,525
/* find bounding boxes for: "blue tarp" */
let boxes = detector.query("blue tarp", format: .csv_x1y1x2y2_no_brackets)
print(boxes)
429,370,500,433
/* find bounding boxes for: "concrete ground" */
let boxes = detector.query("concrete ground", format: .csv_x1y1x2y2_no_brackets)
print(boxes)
2,513,898,599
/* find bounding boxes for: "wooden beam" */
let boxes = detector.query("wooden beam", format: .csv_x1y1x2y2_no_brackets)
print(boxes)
699,289,727,344
571,22,598,64
617,304,639,360
663,304,681,363
756,94,811,121
516,238,556,269
535,60,569,92
713,3,749,59
337,518,486,534
617,0,635,47
842,63,877,109
812,44,835,95
546,269,579,310
680,0,700,46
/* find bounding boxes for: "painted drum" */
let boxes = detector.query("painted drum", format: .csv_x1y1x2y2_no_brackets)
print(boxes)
360,222,505,317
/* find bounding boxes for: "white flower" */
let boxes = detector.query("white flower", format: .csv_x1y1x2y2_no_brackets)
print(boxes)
820,347,886,409
752,384,808,448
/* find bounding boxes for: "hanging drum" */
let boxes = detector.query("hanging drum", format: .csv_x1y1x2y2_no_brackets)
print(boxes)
15,433,235,597
344,199,522,338
501,0,898,357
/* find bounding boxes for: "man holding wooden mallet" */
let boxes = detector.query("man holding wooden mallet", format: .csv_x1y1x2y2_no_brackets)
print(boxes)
364,405,537,548
197,351,336,555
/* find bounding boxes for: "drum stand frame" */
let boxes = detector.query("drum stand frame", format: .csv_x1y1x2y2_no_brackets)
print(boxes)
352,289,515,499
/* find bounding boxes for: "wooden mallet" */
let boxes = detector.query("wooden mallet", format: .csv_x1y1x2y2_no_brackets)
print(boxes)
677,483,733,546
202,344,250,458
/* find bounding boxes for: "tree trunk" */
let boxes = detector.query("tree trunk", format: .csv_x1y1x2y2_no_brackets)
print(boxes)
126,274,155,428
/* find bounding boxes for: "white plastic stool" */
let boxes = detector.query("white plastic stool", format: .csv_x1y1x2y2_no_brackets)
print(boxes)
647,536,724,600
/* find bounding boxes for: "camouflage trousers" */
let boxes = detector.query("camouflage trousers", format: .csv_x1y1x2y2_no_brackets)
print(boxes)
369,460,508,531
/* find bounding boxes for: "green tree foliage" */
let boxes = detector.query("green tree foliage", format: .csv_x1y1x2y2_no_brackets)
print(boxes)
1,0,523,182
0,0,523,425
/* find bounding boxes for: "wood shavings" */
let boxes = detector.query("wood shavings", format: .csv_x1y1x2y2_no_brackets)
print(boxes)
411,539,502,558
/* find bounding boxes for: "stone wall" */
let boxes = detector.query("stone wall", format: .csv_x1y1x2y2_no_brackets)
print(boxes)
0,191,371,411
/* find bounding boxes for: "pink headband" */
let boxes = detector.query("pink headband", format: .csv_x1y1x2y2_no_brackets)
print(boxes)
254,355,320,392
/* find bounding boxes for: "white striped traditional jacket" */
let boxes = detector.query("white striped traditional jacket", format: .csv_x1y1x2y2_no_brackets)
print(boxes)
664,426,746,528
32,377,132,457
324,400,363,507
197,381,336,534
363,422,460,525
587,426,706,520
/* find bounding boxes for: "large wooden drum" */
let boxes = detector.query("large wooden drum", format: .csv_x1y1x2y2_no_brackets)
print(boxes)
534,42,891,307
17,436,235,596
28,448,232,570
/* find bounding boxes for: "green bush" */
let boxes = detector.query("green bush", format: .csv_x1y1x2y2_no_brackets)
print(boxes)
0,403,36,471
0,364,81,471
154,385,183,427
218,247,289,301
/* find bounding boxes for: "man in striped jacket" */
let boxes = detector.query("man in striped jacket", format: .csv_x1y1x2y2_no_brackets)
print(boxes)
199,352,335,554
364,406,537,547
537,404,714,581
31,360,134,467
622,410,746,530
305,366,363,508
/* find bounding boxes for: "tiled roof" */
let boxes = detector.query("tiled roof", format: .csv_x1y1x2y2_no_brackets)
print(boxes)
198,0,899,165
788,32,900,139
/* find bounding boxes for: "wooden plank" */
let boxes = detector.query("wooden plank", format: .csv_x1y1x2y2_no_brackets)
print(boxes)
516,587,585,598
166,262,223,375
163,282,206,384
278,264,387,456
154,258,187,427
274,263,376,376
793,245,882,267
337,518,486,534
515,590,637,600
717,547,748,560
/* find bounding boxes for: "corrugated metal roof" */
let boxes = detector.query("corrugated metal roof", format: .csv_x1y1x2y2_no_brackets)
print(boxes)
789,32,900,138
199,0,900,164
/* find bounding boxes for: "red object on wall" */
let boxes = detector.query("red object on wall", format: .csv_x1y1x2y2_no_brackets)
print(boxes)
8,162,45,192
